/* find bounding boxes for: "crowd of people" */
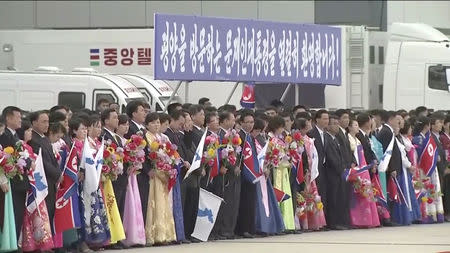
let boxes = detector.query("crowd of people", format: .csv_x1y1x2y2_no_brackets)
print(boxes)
0,97,448,253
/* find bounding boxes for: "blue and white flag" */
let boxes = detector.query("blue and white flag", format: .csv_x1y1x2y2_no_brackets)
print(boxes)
378,134,395,173
184,127,208,180
26,148,48,213
191,188,223,242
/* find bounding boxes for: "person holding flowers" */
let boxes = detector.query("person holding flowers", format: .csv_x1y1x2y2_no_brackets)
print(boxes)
145,112,177,245
100,109,126,247
266,116,294,232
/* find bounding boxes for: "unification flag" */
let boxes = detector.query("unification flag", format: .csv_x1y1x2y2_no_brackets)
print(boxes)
26,149,48,213
185,128,208,180
54,145,81,233
191,188,223,242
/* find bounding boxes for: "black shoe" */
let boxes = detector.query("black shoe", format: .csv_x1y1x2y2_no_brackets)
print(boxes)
182,239,191,244
233,235,243,239
293,230,303,234
242,232,254,238
216,235,227,240
221,233,235,240
209,235,218,241
189,237,202,243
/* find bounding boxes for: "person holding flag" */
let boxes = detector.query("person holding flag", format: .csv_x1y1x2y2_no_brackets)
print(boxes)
412,115,445,223
19,148,54,252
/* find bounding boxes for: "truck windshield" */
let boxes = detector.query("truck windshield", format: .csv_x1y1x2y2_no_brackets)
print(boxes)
125,97,147,103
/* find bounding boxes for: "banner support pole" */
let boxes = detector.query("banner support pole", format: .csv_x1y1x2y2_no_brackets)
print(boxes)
280,83,292,102
225,82,240,105
163,80,184,113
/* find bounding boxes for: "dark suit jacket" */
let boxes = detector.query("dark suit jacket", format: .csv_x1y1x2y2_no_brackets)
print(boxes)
356,130,377,165
125,121,151,175
192,126,204,147
29,131,61,194
377,125,402,175
0,128,30,191
336,128,355,168
101,128,122,148
432,133,448,178
307,126,326,172
324,133,345,178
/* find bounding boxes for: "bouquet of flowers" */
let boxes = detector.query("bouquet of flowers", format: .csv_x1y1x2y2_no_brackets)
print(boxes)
0,141,32,180
219,130,242,168
124,134,147,174
101,140,125,181
295,191,324,220
285,130,305,164
202,134,221,169
352,176,376,201
149,137,180,190
413,170,442,204
265,135,290,171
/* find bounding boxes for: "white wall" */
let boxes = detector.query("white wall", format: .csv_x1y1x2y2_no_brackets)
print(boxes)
388,1,450,29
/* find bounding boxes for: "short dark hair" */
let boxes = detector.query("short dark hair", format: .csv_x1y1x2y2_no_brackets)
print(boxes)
400,119,412,135
219,111,233,124
118,114,129,125
292,118,308,131
239,109,254,123
101,109,117,125
430,112,445,125
270,99,284,108
357,113,371,127
293,105,307,112
97,98,111,107
48,122,66,136
335,109,349,119
198,97,210,105
167,103,182,115
17,120,31,141
69,117,84,138
252,118,265,131
295,111,312,121
382,111,397,123
265,106,277,113
218,104,237,114
126,100,145,118
416,106,428,115
189,104,204,117
169,110,184,122
329,114,339,121
314,109,328,122
145,112,159,125
2,106,21,122
413,116,431,136
182,103,192,110
158,113,171,124
266,116,285,133
279,111,293,121
205,112,217,126
50,105,68,114
49,111,66,124
204,106,217,114
29,110,48,124
88,114,101,127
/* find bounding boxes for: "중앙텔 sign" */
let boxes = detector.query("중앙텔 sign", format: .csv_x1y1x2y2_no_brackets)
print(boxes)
154,14,341,85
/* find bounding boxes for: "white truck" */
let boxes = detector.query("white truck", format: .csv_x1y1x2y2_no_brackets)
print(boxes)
0,67,146,113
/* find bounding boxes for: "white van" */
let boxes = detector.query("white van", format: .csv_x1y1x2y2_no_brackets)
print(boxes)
0,68,146,113
383,23,450,111
115,74,182,112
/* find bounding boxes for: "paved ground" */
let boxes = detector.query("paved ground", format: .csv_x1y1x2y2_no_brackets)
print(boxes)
106,223,450,253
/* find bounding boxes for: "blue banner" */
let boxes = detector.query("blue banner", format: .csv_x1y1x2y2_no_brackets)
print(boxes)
154,13,341,85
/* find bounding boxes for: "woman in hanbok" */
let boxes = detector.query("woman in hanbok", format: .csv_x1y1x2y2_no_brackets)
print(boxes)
251,122,285,235
76,115,110,249
398,121,422,222
145,113,177,245
118,114,146,247
0,166,16,252
19,122,66,252
161,113,186,243
347,120,380,228
292,118,326,231
412,116,445,223
267,116,294,231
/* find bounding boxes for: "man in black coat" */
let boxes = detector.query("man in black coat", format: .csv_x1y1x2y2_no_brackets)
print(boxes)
324,115,350,230
307,109,329,210
28,111,62,232
356,113,378,166
0,106,30,240
430,114,448,182
124,101,150,222
377,111,402,183
100,109,128,219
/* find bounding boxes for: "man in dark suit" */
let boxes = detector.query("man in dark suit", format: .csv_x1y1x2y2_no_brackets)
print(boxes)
377,111,402,183
124,101,150,223
335,109,356,168
0,106,30,240
235,109,256,238
307,109,329,211
28,110,62,232
100,109,128,218
430,113,448,180
324,115,350,230
356,113,377,166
